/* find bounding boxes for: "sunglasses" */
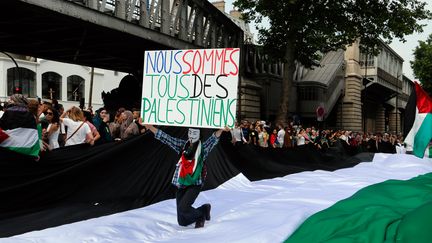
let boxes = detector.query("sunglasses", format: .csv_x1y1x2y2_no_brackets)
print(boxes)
46,112,53,115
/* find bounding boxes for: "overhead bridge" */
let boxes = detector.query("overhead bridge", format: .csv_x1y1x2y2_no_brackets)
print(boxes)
0,0,243,74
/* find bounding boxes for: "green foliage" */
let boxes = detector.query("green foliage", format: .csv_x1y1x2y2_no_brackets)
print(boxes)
411,34,432,96
234,0,432,68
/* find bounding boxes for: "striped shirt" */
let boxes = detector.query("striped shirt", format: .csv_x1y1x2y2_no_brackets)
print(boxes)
155,129,220,187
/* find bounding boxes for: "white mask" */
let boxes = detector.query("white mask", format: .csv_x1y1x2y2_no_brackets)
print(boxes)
188,128,200,143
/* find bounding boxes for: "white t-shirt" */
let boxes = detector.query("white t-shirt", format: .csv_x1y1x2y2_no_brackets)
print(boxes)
231,127,244,142
47,123,60,149
277,129,285,147
62,118,91,146
297,135,305,146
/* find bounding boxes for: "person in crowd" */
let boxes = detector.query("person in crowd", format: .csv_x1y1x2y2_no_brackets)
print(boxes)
395,135,406,154
297,129,306,147
56,103,64,117
320,130,330,151
0,103,4,119
339,130,350,145
366,134,378,152
119,110,139,140
377,132,395,153
257,125,268,148
38,101,52,123
144,124,229,228
92,108,103,131
329,130,341,146
269,128,278,148
241,120,250,143
284,127,293,148
276,124,285,148
231,122,246,146
83,110,101,144
110,107,125,139
28,99,50,153
264,121,272,135
51,103,66,147
43,107,62,150
60,106,94,146
132,108,146,134
93,107,113,144
0,94,42,159
249,123,258,146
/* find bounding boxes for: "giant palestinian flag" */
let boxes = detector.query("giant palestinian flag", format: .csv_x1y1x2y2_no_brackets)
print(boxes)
0,106,39,157
3,125,431,242
0,128,364,237
5,153,432,242
404,81,432,158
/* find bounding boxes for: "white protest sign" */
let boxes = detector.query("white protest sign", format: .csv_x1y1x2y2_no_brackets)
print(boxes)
141,48,240,129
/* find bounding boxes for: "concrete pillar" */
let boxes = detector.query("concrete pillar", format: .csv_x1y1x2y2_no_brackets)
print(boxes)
338,41,363,131
87,0,98,10
338,76,362,131
115,0,126,19
388,107,401,134
375,104,385,133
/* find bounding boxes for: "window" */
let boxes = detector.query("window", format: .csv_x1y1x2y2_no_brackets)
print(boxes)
67,75,85,101
42,72,62,100
7,67,36,97
359,52,375,67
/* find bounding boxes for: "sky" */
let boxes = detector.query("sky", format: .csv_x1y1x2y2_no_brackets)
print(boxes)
223,0,432,81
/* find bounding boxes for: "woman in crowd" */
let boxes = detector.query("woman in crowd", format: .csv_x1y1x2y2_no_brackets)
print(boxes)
44,107,61,150
83,110,101,144
60,106,94,146
297,129,306,147
93,107,113,144
269,128,278,148
110,107,125,140
257,125,268,148
119,110,139,140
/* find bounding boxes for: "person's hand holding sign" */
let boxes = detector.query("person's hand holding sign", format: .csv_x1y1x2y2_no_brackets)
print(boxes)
215,126,230,138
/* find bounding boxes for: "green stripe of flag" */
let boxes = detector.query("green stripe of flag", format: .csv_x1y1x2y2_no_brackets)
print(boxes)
414,113,432,158
285,172,432,243
7,143,40,157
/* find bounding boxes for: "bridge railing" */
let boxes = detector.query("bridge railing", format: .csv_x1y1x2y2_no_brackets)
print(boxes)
70,0,243,48
244,44,283,77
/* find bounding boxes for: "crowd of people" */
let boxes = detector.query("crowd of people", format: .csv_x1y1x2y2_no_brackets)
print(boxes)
0,94,147,157
0,94,408,159
230,120,407,155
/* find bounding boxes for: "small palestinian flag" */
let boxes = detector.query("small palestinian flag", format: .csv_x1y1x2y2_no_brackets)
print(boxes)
404,82,432,158
0,108,40,157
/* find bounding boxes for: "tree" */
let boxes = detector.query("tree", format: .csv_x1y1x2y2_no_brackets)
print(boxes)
411,33,432,96
234,0,431,125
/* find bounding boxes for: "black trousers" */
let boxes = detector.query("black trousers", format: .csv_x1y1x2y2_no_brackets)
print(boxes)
176,185,206,226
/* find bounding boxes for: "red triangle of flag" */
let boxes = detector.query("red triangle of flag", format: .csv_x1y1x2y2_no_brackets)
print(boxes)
0,128,9,143
415,82,432,113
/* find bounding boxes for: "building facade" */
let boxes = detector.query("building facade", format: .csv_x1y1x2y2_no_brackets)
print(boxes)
0,53,127,110
239,40,412,134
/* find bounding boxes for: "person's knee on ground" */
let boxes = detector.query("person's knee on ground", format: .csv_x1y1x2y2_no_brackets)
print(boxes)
177,214,190,227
